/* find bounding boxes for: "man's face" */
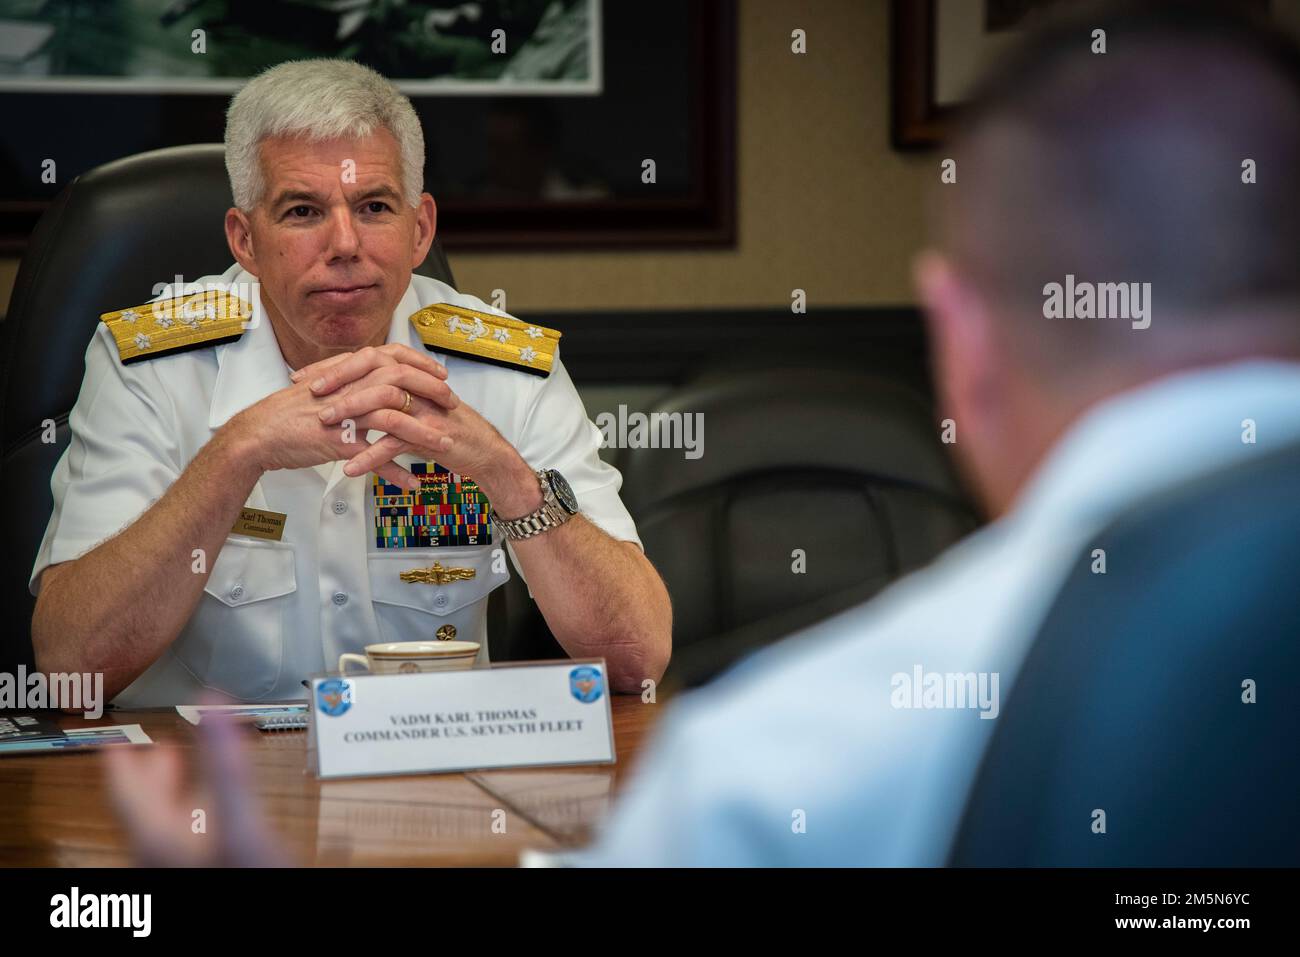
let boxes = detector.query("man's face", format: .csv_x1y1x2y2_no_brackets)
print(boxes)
225,129,435,355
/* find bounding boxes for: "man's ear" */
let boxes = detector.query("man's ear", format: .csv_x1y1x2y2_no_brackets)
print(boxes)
411,193,437,269
913,250,999,422
224,207,258,276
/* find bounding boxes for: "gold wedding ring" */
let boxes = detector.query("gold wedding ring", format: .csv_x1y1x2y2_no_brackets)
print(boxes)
400,389,412,414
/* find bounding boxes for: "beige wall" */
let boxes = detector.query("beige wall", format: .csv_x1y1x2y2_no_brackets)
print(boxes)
0,0,931,317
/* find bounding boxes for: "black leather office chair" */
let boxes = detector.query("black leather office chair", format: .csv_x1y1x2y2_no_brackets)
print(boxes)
0,144,565,674
616,365,980,687
949,441,1300,866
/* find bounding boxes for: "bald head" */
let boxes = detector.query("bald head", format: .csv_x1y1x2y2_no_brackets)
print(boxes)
916,2,1300,517
938,1,1300,372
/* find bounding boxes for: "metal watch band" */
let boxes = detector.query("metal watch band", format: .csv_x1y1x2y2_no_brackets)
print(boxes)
490,469,575,541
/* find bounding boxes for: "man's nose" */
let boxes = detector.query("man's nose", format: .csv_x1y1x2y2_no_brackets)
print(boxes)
323,206,361,260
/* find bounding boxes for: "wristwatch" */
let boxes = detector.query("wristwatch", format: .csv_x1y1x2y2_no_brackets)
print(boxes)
490,468,579,541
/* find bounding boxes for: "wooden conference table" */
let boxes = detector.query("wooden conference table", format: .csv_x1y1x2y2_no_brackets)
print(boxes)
0,695,662,866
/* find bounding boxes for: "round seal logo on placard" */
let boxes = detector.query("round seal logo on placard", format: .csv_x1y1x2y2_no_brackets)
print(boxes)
316,677,354,717
569,666,604,704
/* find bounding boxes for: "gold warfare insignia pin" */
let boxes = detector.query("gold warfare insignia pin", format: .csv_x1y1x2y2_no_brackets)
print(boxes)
400,562,477,585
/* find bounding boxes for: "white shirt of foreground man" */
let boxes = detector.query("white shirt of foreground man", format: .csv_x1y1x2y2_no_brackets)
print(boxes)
29,264,641,707
566,361,1300,866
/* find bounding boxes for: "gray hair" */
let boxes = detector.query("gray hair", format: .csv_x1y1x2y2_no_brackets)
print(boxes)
224,59,425,211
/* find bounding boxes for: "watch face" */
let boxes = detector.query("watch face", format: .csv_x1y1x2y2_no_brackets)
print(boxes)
547,470,579,513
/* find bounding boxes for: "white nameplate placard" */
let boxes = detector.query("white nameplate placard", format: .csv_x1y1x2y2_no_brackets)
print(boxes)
306,659,614,779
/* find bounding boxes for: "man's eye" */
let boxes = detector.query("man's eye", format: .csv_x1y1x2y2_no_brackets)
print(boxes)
364,201,391,214
288,206,314,218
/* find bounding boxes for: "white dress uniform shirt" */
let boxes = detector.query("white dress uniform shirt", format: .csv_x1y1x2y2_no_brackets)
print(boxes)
570,359,1300,866
29,263,642,708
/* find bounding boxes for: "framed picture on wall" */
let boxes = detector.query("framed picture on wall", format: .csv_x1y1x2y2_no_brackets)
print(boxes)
891,0,1287,148
0,0,603,94
0,0,735,252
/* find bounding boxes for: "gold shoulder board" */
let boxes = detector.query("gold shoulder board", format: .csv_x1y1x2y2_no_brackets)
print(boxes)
408,303,561,377
100,289,251,364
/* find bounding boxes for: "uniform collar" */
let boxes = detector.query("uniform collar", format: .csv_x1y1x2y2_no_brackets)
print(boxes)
385,276,426,355
387,272,450,367
208,268,286,431
1012,359,1300,532
208,269,426,431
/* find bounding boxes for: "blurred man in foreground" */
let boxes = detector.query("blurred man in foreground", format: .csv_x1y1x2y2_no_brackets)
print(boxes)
107,2,1300,865
571,1,1300,865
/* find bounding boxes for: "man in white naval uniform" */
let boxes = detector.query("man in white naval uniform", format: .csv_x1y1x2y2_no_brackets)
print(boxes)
28,59,672,707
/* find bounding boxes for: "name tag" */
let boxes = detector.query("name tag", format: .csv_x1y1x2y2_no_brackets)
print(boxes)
232,507,286,541
306,660,614,779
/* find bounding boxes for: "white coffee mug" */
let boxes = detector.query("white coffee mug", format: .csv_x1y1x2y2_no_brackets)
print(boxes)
338,640,480,675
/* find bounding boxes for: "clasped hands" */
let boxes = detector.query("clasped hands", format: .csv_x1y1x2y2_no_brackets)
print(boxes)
237,343,513,492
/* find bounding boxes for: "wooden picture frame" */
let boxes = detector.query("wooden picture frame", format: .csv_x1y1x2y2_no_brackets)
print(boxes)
0,0,735,254
891,0,950,149
891,0,1285,150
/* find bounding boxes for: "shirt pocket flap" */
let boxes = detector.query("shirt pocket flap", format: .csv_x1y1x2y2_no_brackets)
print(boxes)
203,539,297,608
367,550,507,616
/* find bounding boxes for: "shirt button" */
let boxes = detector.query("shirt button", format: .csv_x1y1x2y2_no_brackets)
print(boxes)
230,583,245,602
332,500,348,515
332,592,348,607
434,594,449,608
